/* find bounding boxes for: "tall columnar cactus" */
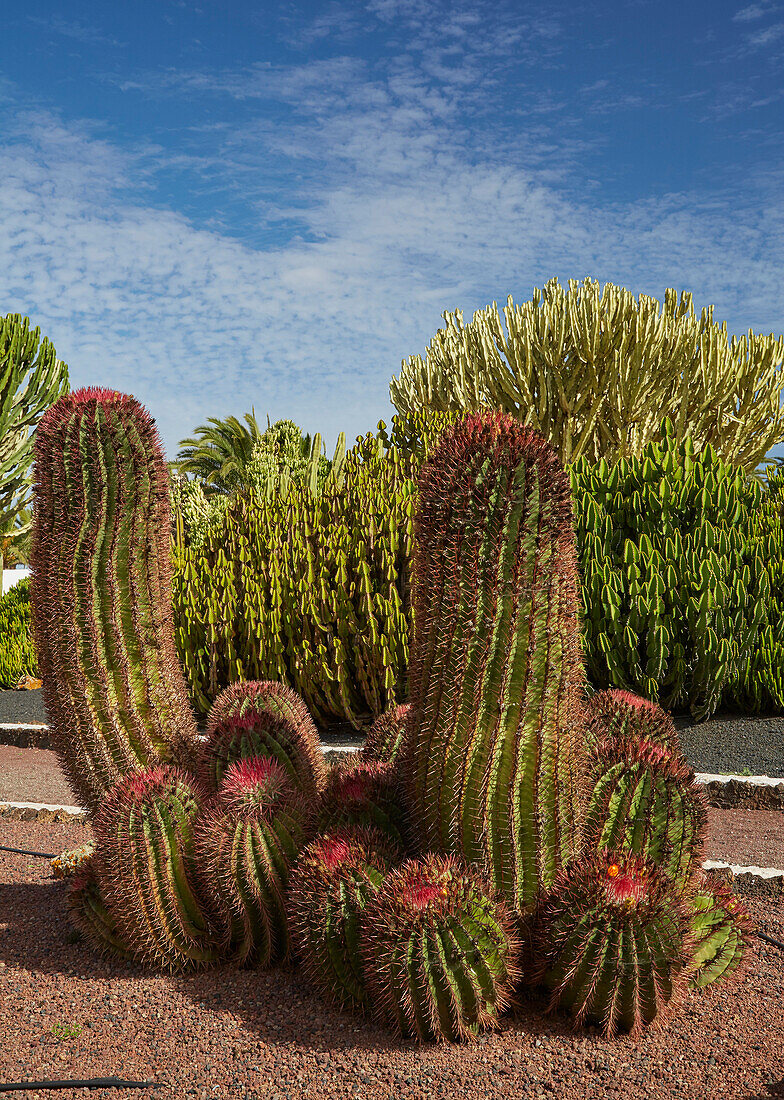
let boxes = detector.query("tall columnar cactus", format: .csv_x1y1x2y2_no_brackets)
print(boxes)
583,737,707,889
195,756,310,967
318,758,407,851
30,388,199,812
405,412,586,914
583,689,677,750
362,855,520,1043
200,680,326,797
535,853,690,1037
92,766,221,970
289,826,400,1012
362,703,411,765
685,875,753,989
66,859,136,961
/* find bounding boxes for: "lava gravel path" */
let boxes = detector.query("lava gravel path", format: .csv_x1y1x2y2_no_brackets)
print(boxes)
1,821,783,1100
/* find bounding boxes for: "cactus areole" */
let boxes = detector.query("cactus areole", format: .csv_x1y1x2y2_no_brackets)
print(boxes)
405,412,586,913
30,388,199,813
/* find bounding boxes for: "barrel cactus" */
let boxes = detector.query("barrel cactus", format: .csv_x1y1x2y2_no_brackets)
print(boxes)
195,756,310,967
92,766,221,970
686,875,753,989
362,703,411,765
405,412,586,914
30,388,200,812
535,853,690,1036
362,854,520,1042
318,758,407,851
200,680,326,798
289,826,401,1012
65,859,136,961
583,689,678,750
583,737,707,889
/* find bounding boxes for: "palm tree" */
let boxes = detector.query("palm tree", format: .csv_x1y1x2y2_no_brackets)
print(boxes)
175,410,264,495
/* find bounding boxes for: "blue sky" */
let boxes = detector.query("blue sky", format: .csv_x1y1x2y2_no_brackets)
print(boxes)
2,0,783,459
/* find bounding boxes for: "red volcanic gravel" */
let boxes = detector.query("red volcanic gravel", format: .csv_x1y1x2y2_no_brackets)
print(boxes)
0,745,77,807
1,820,784,1100
707,808,784,869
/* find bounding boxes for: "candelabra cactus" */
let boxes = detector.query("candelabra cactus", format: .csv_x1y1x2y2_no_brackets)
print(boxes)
65,860,136,961
200,680,326,797
405,412,586,914
30,389,200,812
318,758,407,850
195,756,310,966
686,875,752,989
583,737,707,889
289,826,401,1012
535,853,690,1036
583,689,678,750
362,703,411,765
92,766,221,970
362,854,521,1042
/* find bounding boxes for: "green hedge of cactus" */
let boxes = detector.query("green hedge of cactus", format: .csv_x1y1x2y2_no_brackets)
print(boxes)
0,577,37,687
572,421,770,720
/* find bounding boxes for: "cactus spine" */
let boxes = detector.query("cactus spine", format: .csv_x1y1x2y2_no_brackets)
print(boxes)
686,875,752,989
92,766,221,970
30,389,199,812
363,854,520,1042
405,412,585,913
362,703,411,765
200,680,326,797
535,853,690,1036
195,757,309,966
66,860,136,961
583,689,678,750
318,758,407,850
289,826,399,1011
583,737,707,889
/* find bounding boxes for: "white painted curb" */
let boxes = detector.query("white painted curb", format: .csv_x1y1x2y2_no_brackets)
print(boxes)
702,859,784,880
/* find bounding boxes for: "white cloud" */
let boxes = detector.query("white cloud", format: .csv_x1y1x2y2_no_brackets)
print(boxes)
733,3,777,21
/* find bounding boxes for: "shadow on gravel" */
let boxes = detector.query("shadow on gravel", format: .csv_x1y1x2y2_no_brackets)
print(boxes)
741,1082,784,1099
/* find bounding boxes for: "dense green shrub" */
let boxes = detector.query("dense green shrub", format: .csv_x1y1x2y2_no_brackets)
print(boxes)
571,422,769,720
0,577,38,687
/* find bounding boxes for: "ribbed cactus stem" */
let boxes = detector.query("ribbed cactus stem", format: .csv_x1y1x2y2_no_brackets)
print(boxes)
92,766,221,970
195,756,310,966
362,704,411,765
405,412,586,913
289,826,400,1011
66,860,136,961
584,689,678,750
686,875,753,988
30,388,199,812
583,737,707,889
363,854,520,1042
318,758,407,851
535,852,690,1037
201,680,326,797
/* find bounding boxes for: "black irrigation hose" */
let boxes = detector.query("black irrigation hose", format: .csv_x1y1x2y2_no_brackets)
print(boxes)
755,928,784,952
0,844,58,858
0,1078,160,1092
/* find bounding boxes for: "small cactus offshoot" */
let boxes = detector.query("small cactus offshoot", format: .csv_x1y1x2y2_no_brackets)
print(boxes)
583,689,678,750
195,756,310,966
362,854,521,1043
201,680,326,797
686,875,753,989
318,758,407,850
289,826,401,1012
535,852,690,1037
362,703,411,765
583,736,707,890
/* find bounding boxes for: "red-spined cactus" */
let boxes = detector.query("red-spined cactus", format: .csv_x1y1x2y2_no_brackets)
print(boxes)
584,689,678,750
685,874,753,989
362,703,410,765
200,680,326,797
583,736,707,890
318,758,407,851
534,852,691,1037
30,388,199,812
195,756,311,967
65,859,136,961
289,826,401,1012
362,854,521,1043
92,765,221,970
404,412,586,914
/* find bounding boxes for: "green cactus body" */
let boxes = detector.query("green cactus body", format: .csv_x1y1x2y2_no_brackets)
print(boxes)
583,737,707,889
362,703,411,765
362,854,520,1043
30,389,199,812
318,758,407,850
92,766,221,970
65,860,137,961
200,680,326,797
289,826,400,1011
195,756,310,966
405,412,586,914
536,853,689,1036
686,876,752,988
583,689,678,750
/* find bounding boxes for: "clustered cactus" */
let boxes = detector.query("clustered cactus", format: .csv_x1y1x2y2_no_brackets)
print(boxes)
34,392,751,1045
